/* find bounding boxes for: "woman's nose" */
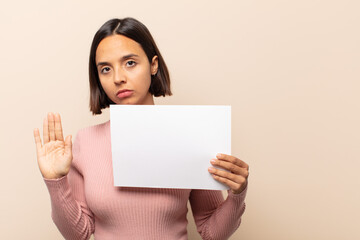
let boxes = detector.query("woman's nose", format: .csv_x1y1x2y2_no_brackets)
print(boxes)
113,67,126,84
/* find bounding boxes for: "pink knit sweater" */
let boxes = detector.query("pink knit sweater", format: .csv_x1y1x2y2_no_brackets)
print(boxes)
43,120,247,240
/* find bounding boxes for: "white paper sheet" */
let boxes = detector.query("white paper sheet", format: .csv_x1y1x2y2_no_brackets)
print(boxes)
109,105,231,190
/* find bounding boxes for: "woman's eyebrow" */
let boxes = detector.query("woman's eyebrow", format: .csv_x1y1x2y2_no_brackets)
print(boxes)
97,54,140,67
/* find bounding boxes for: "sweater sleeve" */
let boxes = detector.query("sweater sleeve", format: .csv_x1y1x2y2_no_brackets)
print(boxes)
43,131,95,240
189,185,248,240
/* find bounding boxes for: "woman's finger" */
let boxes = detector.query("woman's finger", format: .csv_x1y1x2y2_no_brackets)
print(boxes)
54,113,64,141
210,158,246,175
208,167,245,183
216,153,249,170
33,128,43,152
212,174,240,191
208,167,247,193
48,112,55,141
43,116,50,144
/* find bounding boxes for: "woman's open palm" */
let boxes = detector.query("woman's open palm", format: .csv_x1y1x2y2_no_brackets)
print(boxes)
33,112,73,179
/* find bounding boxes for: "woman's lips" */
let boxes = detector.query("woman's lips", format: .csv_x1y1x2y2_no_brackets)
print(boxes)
117,90,133,98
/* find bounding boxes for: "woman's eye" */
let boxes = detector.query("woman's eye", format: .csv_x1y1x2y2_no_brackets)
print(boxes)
101,67,110,74
126,60,136,67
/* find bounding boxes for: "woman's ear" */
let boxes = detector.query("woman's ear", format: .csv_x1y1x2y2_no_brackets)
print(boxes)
151,55,158,75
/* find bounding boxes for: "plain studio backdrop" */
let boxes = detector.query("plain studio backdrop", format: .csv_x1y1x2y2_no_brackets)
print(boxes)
0,0,359,239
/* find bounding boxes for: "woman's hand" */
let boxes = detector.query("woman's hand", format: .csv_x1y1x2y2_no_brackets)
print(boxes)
208,153,249,194
33,112,73,179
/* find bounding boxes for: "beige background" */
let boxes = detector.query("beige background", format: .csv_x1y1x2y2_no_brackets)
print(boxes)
1,0,359,239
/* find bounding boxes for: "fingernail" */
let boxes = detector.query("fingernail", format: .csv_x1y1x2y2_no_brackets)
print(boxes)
210,159,216,164
216,153,222,158
208,167,215,172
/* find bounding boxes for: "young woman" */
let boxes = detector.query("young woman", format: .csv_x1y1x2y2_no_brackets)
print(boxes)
33,17,249,240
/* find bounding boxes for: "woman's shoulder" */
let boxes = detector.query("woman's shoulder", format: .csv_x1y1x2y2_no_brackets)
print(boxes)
76,120,110,139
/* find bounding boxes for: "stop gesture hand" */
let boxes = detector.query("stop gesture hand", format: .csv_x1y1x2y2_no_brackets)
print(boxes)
33,112,73,179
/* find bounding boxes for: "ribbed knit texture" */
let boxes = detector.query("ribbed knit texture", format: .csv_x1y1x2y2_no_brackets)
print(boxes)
43,120,247,240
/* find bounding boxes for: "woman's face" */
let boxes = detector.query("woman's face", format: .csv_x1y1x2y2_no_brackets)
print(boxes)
95,34,158,105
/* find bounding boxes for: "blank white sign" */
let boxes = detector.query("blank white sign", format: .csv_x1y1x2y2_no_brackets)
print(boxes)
109,105,231,190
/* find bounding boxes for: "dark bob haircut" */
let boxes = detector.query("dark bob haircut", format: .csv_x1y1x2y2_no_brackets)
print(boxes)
89,17,172,115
